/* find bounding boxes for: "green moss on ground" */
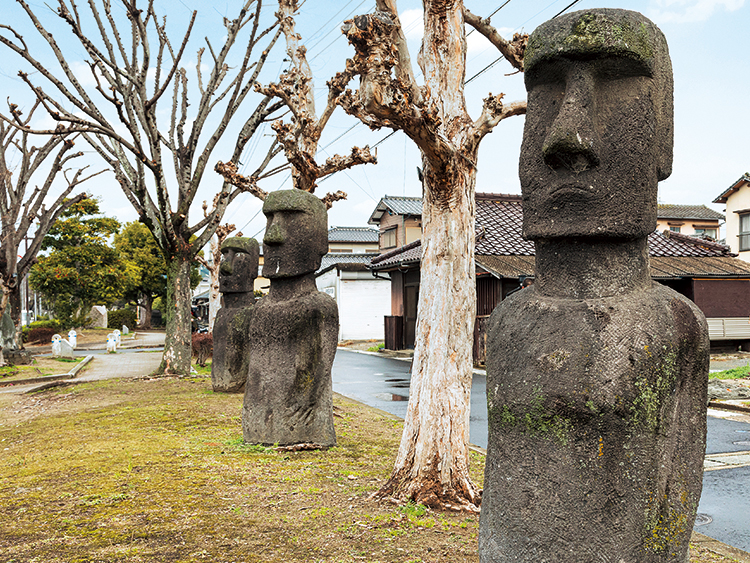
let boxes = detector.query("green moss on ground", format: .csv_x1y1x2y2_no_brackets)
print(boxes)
0,377,484,562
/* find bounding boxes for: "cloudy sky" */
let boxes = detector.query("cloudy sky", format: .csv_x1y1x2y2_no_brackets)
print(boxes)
1,0,747,241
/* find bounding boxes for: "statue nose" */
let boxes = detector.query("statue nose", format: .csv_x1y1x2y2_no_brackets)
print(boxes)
264,223,285,245
542,68,600,174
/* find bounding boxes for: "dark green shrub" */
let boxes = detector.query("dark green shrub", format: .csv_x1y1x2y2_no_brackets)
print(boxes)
26,327,57,344
22,319,63,342
108,309,137,330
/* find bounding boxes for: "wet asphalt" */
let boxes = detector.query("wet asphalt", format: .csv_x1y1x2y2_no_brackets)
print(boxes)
331,348,750,553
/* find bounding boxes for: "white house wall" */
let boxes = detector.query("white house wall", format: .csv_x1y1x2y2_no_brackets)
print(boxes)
725,186,750,260
338,276,390,340
316,270,390,340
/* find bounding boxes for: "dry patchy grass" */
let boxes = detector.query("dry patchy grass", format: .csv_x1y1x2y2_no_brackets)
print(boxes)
0,377,742,562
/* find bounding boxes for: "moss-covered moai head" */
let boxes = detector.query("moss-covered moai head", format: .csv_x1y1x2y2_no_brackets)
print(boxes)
219,237,260,294
262,190,328,279
520,9,673,240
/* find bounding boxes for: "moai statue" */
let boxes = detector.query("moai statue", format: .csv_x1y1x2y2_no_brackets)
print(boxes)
480,10,709,563
211,237,259,393
242,190,338,447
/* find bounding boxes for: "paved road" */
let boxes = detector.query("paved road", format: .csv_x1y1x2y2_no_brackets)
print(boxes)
332,348,750,553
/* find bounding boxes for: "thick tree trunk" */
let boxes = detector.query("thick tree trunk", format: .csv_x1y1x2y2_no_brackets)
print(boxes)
139,294,153,330
379,153,480,511
157,255,193,375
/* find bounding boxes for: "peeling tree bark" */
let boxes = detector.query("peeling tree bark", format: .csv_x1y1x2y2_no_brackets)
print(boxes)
336,0,527,511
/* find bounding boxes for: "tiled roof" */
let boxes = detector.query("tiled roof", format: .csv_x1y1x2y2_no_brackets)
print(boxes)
650,256,750,278
370,195,749,278
657,204,724,221
328,226,379,243
714,173,750,204
367,195,423,224
475,195,534,256
317,253,378,275
369,240,421,268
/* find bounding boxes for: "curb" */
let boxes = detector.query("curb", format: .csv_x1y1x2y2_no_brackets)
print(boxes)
692,531,750,562
708,400,750,415
336,347,488,375
0,355,93,388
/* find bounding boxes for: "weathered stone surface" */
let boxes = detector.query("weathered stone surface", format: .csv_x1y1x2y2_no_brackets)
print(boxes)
242,190,337,447
708,379,750,401
481,285,708,562
211,237,259,393
520,8,673,241
88,306,108,328
480,9,708,563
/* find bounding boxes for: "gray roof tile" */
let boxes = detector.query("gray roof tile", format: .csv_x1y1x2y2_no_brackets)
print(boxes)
328,226,379,243
657,204,724,221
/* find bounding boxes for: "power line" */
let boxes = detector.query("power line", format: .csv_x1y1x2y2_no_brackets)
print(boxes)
552,0,583,18
466,0,514,37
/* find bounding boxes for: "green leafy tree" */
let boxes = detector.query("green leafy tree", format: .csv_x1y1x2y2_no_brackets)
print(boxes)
115,222,206,330
29,198,130,328
115,222,167,330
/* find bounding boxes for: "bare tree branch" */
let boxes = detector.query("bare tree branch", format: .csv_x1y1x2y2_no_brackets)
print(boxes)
463,7,528,72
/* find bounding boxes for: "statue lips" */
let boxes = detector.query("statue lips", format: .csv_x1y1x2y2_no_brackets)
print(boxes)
539,182,596,207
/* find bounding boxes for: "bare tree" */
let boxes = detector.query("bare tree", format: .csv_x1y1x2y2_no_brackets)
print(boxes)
335,0,527,510
0,0,286,374
194,205,236,333
216,0,377,204
0,101,100,362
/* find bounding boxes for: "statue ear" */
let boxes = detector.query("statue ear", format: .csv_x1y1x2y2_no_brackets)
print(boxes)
654,45,674,183
656,90,674,182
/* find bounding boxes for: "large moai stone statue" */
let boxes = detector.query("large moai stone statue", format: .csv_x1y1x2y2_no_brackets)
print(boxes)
479,10,709,563
211,237,259,393
242,190,338,447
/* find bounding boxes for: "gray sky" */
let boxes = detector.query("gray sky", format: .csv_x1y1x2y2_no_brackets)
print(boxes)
2,0,747,240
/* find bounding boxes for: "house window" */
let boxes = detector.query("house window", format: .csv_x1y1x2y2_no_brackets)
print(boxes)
382,228,397,249
740,214,750,251
669,226,681,233
694,228,717,239
330,248,353,253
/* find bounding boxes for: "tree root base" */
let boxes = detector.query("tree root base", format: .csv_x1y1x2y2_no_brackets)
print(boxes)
371,477,482,513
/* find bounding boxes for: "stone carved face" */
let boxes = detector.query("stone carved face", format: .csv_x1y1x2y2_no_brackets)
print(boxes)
520,9,673,240
262,190,328,279
219,237,259,294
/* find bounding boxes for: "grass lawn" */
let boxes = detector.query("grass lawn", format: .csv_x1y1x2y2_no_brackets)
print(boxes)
710,364,750,380
0,357,82,383
0,376,741,562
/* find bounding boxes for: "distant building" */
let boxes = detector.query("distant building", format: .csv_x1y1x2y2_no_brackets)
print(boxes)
370,193,750,357
314,227,389,341
327,226,379,254
713,173,750,261
656,204,724,239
